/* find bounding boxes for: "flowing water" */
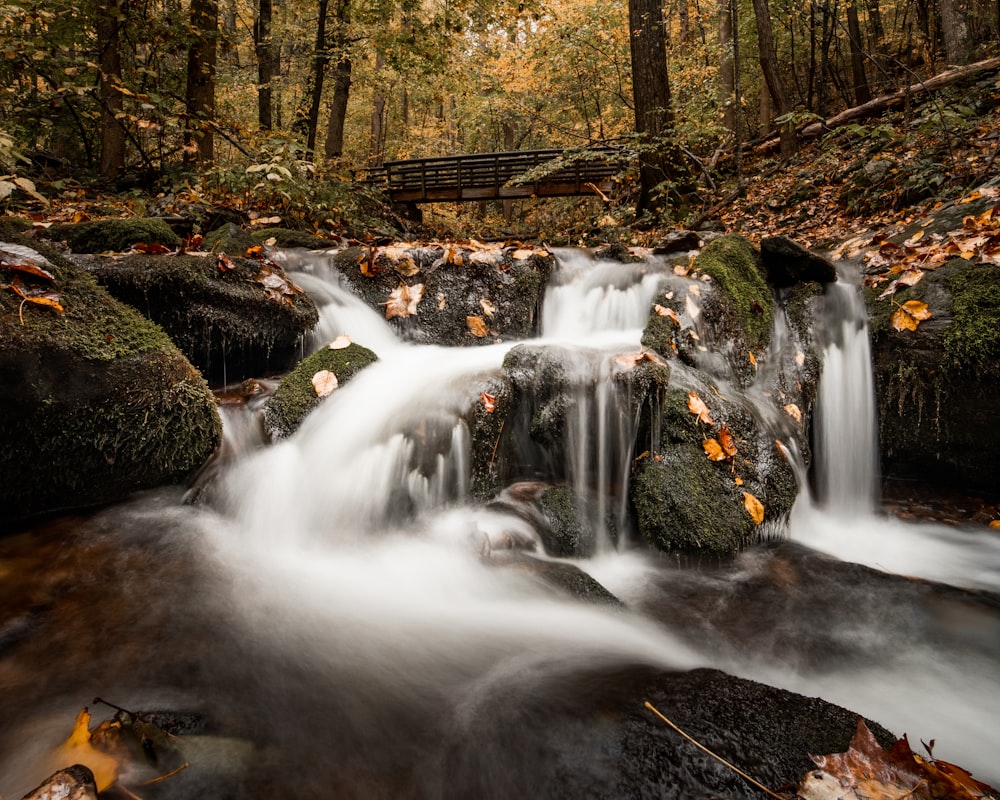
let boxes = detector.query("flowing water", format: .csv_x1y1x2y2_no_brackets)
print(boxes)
1,248,999,797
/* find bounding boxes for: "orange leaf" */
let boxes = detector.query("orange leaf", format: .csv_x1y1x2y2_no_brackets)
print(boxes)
687,392,714,425
890,299,932,332
783,403,802,424
383,282,424,320
58,708,120,791
480,392,496,413
743,492,764,525
703,438,726,461
718,424,737,457
654,304,680,326
466,315,488,337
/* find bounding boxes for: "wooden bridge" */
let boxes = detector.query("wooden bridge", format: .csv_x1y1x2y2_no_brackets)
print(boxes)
367,147,623,204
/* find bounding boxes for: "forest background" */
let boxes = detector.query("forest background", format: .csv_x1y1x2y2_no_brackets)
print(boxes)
1,0,998,240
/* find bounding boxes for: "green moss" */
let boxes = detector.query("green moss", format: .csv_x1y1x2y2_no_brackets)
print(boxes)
252,228,332,250
468,376,513,501
943,261,1000,371
42,218,180,253
0,216,33,238
692,235,773,352
264,343,378,437
539,485,590,557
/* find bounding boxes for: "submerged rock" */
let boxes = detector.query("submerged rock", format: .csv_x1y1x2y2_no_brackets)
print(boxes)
20,764,97,800
865,257,1000,496
80,251,319,385
0,237,221,525
440,663,893,800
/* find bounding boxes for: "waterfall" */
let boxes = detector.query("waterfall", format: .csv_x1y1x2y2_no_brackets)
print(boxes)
812,275,879,514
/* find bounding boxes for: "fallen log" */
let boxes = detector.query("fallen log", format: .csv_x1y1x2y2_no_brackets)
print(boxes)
756,55,1000,153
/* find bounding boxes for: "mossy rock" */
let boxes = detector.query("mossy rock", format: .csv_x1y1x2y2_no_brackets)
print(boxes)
0,216,33,238
40,218,180,253
83,252,319,385
331,245,554,345
263,342,378,438
468,375,515,502
691,235,773,355
0,236,221,524
203,223,255,256
865,258,1000,495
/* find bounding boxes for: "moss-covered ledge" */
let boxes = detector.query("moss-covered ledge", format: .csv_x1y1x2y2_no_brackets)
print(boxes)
0,235,221,525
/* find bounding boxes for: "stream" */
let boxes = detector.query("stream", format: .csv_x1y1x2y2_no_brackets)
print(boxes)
1,248,999,798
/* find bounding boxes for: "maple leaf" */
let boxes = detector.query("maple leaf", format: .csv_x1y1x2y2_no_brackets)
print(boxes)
384,282,425,319
687,391,714,425
311,370,338,397
890,299,932,331
743,492,764,525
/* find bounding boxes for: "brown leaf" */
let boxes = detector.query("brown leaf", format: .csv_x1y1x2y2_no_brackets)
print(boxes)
132,242,173,254
384,282,425,319
743,492,765,525
217,253,236,273
654,304,680,326
703,438,727,461
0,260,55,282
890,299,932,332
466,315,488,337
480,298,497,318
311,370,339,397
784,403,802,424
718,423,737,457
687,392,714,425
328,334,352,350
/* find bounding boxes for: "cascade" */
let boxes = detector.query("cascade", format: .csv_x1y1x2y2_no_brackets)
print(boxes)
1,247,999,798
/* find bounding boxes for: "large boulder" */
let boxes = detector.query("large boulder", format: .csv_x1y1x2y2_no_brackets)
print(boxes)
78,251,319,385
0,237,221,525
865,257,1000,495
39,217,180,253
330,242,554,345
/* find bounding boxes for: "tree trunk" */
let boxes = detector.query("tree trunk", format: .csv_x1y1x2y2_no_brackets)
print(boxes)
323,0,352,163
719,0,736,133
751,0,795,156
846,0,872,104
759,80,772,135
96,0,126,178
369,49,386,167
185,0,218,165
678,0,691,42
628,0,688,215
255,0,275,130
294,0,330,156
939,0,972,64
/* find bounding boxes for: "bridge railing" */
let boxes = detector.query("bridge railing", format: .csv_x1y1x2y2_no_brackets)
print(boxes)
366,146,623,203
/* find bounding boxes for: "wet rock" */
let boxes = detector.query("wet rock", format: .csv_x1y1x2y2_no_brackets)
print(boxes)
39,218,180,254
20,764,97,800
488,551,623,606
263,341,378,438
330,244,554,345
440,663,893,800
652,229,701,255
0,236,222,525
80,251,319,385
202,222,254,255
761,235,837,288
251,227,334,250
592,242,642,263
865,257,1000,497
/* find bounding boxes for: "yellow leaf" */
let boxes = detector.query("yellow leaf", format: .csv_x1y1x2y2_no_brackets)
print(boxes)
890,299,932,332
989,520,1000,530
383,282,424,320
686,391,714,425
703,438,726,461
58,709,120,791
743,492,765,525
466,315,488,337
734,476,744,486
311,370,338,397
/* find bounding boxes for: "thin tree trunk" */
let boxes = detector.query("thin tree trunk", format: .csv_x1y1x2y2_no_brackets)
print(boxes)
719,0,736,133
752,0,795,156
369,49,387,167
846,1,872,104
323,0,351,162
185,0,218,165
255,0,275,130
678,0,691,41
97,0,126,178
296,0,330,156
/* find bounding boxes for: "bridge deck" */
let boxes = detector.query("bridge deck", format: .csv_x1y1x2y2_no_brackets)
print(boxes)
369,147,622,203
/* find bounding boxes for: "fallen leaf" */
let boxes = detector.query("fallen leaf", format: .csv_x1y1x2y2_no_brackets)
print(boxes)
784,403,802,424
673,263,689,276
654,304,680,326
511,248,535,260
328,334,352,349
687,391,714,425
718,424,737,457
613,351,655,369
890,299,932,332
734,476,744,486
466,315,488,337
311,370,339,397
989,520,1000,530
480,298,496,318
743,492,765,525
58,708,120,791
217,253,236,272
384,282,425,319
703,438,727,461
748,351,757,367
480,392,496,412
437,293,447,310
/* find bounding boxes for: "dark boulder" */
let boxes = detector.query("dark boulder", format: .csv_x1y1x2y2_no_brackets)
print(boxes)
39,218,180,254
761,235,838,287
0,237,221,525
20,765,97,800
80,251,319,385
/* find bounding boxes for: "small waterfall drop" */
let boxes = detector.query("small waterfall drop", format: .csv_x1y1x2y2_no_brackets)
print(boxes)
812,275,879,514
